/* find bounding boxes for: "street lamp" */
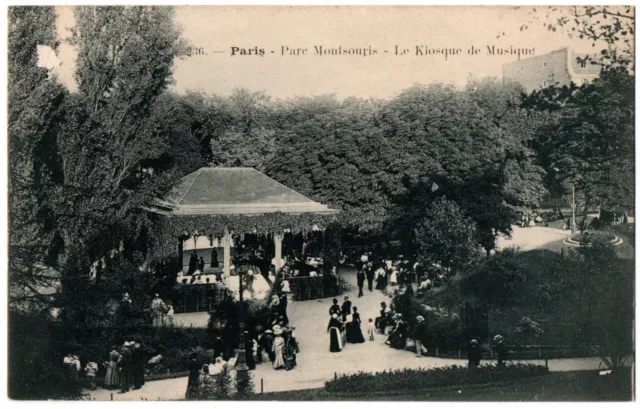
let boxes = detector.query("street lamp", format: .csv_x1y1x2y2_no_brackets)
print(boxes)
571,184,578,235
553,167,578,235
235,255,250,372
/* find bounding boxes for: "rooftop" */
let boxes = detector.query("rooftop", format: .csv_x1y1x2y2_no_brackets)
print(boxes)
151,167,338,216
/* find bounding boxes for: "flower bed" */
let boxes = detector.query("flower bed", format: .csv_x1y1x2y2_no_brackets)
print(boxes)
566,230,622,245
324,364,548,393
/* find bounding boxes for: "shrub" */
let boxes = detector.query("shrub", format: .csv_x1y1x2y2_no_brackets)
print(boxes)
234,369,255,399
324,364,549,393
571,230,617,244
188,367,234,400
9,311,84,400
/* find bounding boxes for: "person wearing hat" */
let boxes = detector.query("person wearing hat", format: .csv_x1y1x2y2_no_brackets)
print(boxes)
366,262,375,292
186,352,201,399
357,268,366,297
151,294,167,327
494,334,507,367
131,341,145,389
272,327,286,370
341,296,352,321
327,313,343,353
413,316,427,357
386,314,407,349
104,346,121,390
468,339,481,369
118,342,133,393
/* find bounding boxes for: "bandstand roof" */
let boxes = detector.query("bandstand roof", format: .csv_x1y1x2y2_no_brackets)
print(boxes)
149,167,338,216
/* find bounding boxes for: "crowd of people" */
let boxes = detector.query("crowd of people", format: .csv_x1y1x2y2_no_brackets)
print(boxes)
326,296,367,352
350,250,449,298
101,341,146,393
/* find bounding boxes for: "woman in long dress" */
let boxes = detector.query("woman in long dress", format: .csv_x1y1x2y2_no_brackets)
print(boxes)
375,268,387,290
327,314,343,352
104,348,121,389
348,307,366,344
389,268,398,286
272,329,286,369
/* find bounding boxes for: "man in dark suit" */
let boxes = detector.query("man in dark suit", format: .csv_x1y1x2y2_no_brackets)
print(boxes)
365,263,375,292
341,296,352,321
357,269,366,297
131,342,145,389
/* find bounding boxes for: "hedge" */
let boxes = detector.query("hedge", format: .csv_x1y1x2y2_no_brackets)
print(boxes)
324,364,549,393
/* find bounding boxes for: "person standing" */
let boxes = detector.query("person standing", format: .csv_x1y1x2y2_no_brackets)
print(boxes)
186,353,201,399
119,343,133,394
348,307,366,343
198,256,206,273
151,294,167,327
495,334,507,367
329,298,341,317
188,251,198,275
104,347,121,390
327,314,343,353
375,266,387,290
367,318,375,341
468,339,481,369
131,342,145,390
413,315,427,357
366,263,375,292
278,291,289,325
272,328,286,369
357,269,366,297
341,296,352,321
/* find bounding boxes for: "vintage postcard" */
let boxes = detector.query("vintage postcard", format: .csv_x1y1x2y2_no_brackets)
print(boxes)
6,4,635,402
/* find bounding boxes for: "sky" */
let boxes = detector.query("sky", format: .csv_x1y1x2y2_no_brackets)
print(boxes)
53,5,623,99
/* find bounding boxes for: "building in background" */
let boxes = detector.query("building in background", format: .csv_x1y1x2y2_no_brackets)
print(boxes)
503,47,603,92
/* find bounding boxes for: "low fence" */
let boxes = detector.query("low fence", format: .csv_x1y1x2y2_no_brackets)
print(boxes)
172,283,228,314
411,344,600,361
288,276,346,301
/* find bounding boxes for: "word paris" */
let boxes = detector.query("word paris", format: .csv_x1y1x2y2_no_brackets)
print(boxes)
228,45,536,60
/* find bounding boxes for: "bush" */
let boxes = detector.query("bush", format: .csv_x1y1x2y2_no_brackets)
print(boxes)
188,367,234,400
9,311,84,400
571,230,617,244
324,364,549,393
235,368,255,399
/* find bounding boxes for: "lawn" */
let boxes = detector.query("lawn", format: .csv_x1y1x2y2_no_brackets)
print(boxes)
251,369,633,401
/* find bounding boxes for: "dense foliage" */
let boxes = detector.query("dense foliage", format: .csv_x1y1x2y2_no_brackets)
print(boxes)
324,364,549,393
524,68,634,213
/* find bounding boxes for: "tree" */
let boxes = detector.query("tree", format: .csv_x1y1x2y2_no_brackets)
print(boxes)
266,96,390,234
473,248,528,307
563,236,633,369
414,197,480,273
379,83,546,252
524,68,634,213
209,89,277,170
522,6,634,70
8,6,68,308
36,6,188,326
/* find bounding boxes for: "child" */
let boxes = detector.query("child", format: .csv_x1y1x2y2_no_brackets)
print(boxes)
85,361,99,390
367,318,375,341
167,302,175,326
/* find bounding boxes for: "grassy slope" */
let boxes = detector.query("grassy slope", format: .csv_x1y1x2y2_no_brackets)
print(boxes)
427,224,635,347
252,369,633,401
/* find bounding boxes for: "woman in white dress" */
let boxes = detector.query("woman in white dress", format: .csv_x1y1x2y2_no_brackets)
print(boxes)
272,329,286,369
389,268,398,286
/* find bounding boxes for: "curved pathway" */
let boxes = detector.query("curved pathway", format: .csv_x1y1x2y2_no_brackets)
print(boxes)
88,266,623,400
